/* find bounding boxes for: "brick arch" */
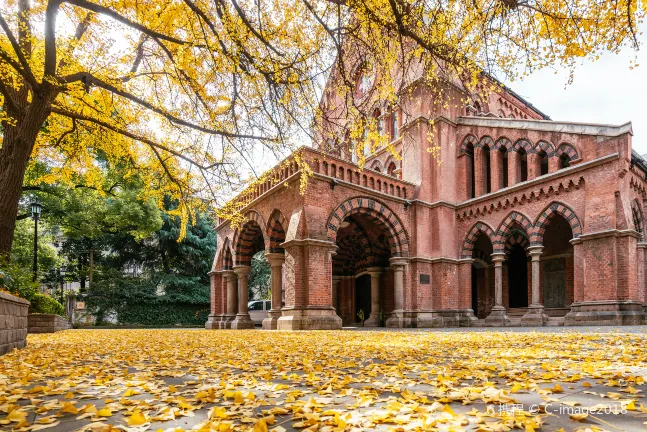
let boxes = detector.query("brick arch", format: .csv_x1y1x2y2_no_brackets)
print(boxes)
556,143,579,161
214,237,234,271
530,201,582,245
267,209,288,253
461,222,496,259
479,136,494,149
512,138,533,153
370,159,384,172
327,197,410,257
504,230,530,254
459,134,478,155
631,199,644,239
535,140,555,156
234,210,267,266
333,225,376,275
494,211,533,253
492,137,512,152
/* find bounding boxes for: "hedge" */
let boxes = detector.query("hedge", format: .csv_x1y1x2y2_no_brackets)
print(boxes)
30,293,65,316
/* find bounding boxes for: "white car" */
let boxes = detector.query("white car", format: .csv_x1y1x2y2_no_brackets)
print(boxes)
248,300,272,325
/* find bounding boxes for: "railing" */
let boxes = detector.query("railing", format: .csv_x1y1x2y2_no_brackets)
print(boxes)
218,147,412,224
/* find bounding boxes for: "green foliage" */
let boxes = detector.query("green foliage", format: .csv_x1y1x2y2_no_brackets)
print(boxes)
30,293,65,316
9,217,60,282
249,252,270,300
85,270,208,326
357,309,365,324
0,261,39,301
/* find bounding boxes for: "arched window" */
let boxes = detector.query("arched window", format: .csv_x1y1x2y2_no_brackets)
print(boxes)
474,101,481,114
539,151,549,176
391,110,399,141
519,148,528,182
387,162,397,177
483,145,491,194
466,143,475,199
632,201,644,238
501,149,509,188
559,153,570,169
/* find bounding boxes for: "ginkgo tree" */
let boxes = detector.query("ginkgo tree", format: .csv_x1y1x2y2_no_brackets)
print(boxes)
0,0,644,257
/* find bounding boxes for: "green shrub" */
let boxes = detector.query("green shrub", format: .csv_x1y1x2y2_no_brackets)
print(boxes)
0,261,38,301
30,293,65,316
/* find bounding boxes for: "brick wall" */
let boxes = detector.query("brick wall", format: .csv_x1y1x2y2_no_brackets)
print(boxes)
0,292,29,355
28,314,71,333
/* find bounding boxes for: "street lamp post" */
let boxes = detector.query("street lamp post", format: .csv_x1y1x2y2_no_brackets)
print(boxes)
59,266,66,305
30,202,42,282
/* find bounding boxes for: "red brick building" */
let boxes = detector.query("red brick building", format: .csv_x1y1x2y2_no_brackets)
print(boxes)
206,69,646,329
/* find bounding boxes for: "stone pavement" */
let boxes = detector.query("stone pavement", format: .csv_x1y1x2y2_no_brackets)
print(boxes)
1,327,646,432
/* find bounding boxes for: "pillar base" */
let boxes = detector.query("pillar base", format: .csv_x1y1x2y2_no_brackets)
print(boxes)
364,313,381,327
205,314,221,329
231,313,255,329
218,315,235,329
484,306,511,326
277,307,342,330
643,305,647,325
564,301,645,326
416,309,478,328
386,310,417,328
520,305,549,326
262,310,281,330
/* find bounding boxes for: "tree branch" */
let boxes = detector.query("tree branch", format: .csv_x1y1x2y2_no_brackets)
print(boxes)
0,13,40,91
59,71,269,140
44,0,61,78
51,106,230,171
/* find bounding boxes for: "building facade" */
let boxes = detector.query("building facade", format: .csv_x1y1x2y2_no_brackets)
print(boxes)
206,69,647,330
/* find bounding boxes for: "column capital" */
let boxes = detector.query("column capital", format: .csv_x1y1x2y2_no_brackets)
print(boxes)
208,270,222,276
389,257,409,267
222,269,236,280
638,242,647,249
569,237,583,246
233,265,252,277
491,252,506,263
366,267,384,277
527,246,543,257
265,252,286,267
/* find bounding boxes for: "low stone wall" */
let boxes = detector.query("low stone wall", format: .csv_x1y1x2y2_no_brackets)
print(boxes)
28,314,71,333
0,291,30,355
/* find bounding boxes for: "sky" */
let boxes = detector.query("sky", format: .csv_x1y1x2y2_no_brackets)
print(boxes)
503,28,647,155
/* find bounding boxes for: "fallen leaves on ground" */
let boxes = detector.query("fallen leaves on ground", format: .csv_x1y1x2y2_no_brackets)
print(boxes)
0,329,646,431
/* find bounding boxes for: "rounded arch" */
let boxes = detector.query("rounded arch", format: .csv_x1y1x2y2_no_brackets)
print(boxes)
461,221,496,258
531,201,582,245
214,237,234,271
479,136,494,149
512,138,533,154
631,199,644,239
535,140,555,156
494,211,533,253
327,197,410,257
370,159,384,172
504,230,530,254
555,143,579,162
493,137,512,152
267,209,289,253
234,210,268,266
459,134,478,155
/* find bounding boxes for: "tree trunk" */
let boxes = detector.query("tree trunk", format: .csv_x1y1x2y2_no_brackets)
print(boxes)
0,98,53,258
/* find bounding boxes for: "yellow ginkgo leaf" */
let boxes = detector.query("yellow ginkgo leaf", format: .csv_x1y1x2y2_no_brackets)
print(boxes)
128,411,148,426
97,408,112,417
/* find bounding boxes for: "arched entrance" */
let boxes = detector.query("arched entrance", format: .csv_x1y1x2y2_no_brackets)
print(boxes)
333,215,392,326
327,197,410,327
232,216,267,329
471,233,494,319
507,243,529,308
541,214,574,313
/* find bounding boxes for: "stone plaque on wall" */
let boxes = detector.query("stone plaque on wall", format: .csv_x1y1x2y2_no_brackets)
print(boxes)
419,274,430,284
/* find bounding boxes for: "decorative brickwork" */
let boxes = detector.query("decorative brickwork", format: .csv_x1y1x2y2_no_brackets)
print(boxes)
530,202,582,245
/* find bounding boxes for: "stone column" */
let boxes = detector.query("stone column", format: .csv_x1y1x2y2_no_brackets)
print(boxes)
485,253,510,326
564,238,583,325
262,253,285,330
386,258,409,328
231,265,255,329
521,246,549,326
220,270,237,328
474,147,484,197
527,153,540,181
548,154,560,173
641,243,647,319
364,267,383,327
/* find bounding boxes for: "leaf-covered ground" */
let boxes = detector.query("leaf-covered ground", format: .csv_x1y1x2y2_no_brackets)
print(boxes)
1,329,647,432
